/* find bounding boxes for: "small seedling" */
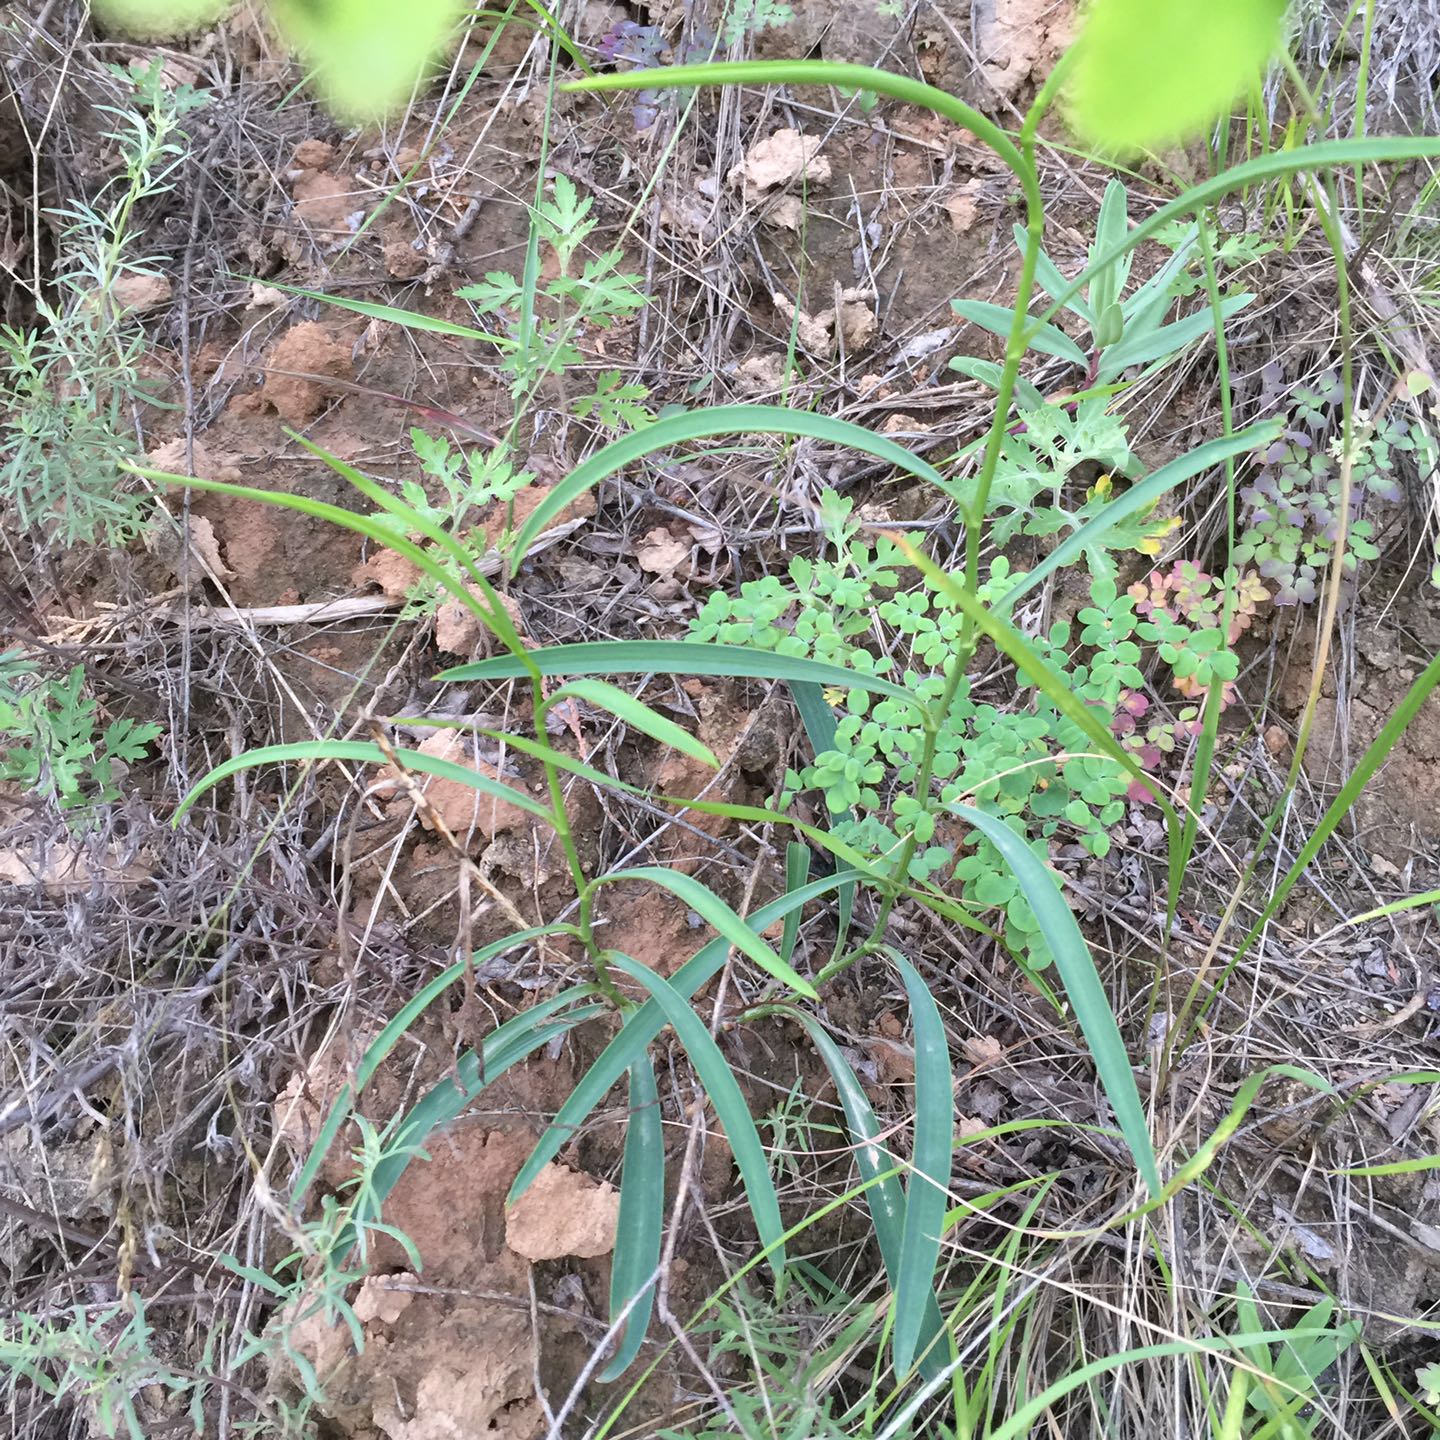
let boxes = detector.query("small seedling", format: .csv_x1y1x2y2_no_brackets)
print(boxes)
0,654,162,821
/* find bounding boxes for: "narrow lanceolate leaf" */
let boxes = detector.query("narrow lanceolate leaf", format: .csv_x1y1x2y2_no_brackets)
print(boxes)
601,1054,665,1382
547,678,718,769
890,952,954,1378
507,871,862,1206
506,404,950,562
596,867,817,999
242,281,513,347
292,927,577,1202
791,1011,949,1381
339,1001,606,1249
288,436,530,664
442,641,925,714
951,805,1161,1197
780,844,812,967
172,740,552,826
951,299,1089,367
606,952,786,1288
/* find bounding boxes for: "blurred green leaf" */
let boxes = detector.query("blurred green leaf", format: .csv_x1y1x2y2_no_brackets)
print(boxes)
1069,0,1289,154
270,0,466,119
94,0,227,33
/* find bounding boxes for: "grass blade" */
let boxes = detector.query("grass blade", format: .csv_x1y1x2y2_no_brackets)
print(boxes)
547,678,718,768
443,640,924,713
507,870,861,1205
342,1003,607,1247
890,951,953,1378
607,951,786,1288
126,463,522,661
172,739,552,826
597,867,817,999
250,279,515,347
791,1010,950,1380
506,404,950,562
951,804,1160,1197
601,1054,664,1382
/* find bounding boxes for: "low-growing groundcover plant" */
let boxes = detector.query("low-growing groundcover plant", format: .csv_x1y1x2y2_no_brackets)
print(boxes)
62,0,1440,1436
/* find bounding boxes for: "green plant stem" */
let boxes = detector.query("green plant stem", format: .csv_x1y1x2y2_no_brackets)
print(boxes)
817,56,1074,977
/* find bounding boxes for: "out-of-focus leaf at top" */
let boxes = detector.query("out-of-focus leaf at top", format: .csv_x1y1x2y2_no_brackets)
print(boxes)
94,0,229,34
270,0,466,118
1069,0,1289,155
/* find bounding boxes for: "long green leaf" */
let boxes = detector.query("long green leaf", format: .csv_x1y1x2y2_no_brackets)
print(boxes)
791,1010,949,1381
507,871,862,1205
547,678,718,768
951,804,1160,1196
891,951,953,1377
292,927,576,1201
601,1054,664,1381
607,952,786,1287
289,435,530,664
256,279,515,347
172,739,552,826
508,404,950,562
596,866,817,999
952,299,1088,366
999,423,1281,610
126,464,514,657
780,843,812,967
350,1003,607,1238
442,640,925,713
